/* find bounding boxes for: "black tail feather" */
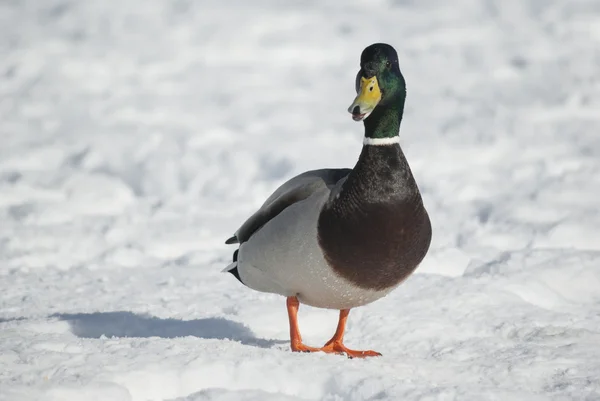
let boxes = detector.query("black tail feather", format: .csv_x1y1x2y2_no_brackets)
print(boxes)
228,266,243,283
227,249,244,284
225,235,238,244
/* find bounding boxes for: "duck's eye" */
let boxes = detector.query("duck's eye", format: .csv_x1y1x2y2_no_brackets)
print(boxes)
386,61,391,68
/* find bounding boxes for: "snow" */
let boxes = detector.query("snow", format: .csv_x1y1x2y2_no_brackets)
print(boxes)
1,0,600,400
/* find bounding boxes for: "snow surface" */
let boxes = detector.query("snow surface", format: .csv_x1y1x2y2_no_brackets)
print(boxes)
1,0,600,400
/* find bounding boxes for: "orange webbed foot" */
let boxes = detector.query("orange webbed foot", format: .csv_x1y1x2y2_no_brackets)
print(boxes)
290,341,322,353
320,340,382,358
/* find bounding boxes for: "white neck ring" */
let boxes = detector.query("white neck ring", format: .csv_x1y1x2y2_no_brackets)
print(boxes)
363,136,400,146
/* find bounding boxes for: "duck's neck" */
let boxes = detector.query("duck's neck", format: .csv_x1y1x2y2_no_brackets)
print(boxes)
363,98,404,140
337,99,419,206
342,142,419,205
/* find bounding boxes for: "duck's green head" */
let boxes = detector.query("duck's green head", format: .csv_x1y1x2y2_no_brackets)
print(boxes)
348,43,406,122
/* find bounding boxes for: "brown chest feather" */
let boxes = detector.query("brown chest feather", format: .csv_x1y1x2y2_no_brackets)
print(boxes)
318,199,431,291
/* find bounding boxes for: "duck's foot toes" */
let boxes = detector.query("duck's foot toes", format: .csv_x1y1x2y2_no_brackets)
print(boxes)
320,341,382,358
290,341,381,358
290,341,321,353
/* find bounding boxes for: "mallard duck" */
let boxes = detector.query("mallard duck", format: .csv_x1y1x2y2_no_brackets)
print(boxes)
224,43,432,358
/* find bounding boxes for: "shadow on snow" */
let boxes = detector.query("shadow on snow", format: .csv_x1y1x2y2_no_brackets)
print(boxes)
51,311,286,348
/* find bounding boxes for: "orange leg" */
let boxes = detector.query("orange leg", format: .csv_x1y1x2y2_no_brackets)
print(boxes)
287,296,320,353
286,297,381,358
320,309,381,358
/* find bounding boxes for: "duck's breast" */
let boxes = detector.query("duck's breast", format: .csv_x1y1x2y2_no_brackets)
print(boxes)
318,197,432,291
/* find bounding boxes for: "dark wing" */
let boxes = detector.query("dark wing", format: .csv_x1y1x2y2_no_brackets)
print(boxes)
225,168,351,245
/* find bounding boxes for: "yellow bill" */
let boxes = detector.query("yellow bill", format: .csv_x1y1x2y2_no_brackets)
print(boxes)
348,76,381,121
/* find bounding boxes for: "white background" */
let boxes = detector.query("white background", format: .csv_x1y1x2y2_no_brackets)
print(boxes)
1,0,599,400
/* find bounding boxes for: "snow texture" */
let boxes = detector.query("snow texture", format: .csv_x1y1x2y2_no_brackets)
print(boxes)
1,0,600,400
